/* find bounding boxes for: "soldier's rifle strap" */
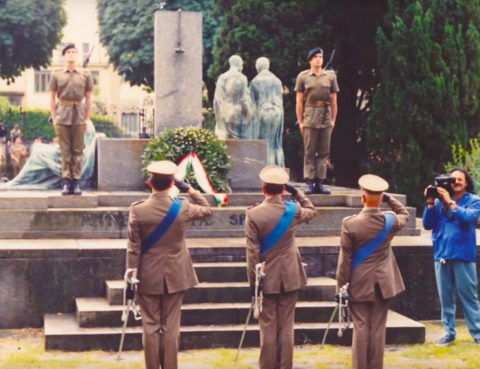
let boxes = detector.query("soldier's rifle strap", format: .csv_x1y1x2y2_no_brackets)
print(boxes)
260,201,297,255
141,198,183,255
351,213,394,269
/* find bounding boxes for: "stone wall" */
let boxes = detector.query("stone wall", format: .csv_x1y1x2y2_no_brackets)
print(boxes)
0,242,478,328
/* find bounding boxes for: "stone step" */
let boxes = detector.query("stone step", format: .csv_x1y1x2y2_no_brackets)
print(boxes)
76,297,337,328
44,310,425,351
0,205,419,239
106,277,337,306
0,189,407,209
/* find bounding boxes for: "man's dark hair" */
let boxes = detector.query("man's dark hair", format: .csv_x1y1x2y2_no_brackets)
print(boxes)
263,183,284,195
449,167,475,193
150,175,172,191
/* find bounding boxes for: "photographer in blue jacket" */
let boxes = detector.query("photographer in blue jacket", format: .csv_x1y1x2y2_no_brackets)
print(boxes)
423,168,480,346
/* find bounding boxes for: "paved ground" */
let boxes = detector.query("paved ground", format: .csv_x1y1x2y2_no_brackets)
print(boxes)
0,321,478,369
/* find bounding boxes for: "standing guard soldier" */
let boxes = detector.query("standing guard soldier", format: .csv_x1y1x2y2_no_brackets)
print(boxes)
245,165,317,369
336,174,409,369
295,47,339,195
126,161,213,369
49,43,93,195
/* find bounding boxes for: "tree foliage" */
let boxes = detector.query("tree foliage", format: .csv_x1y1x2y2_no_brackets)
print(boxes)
209,0,387,184
209,0,331,180
367,0,480,208
97,0,219,90
0,0,66,81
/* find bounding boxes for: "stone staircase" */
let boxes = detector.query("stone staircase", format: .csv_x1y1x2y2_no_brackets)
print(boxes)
0,188,425,350
44,266,424,351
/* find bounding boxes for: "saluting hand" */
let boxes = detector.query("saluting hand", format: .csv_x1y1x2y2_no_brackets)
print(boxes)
173,178,191,193
285,184,298,196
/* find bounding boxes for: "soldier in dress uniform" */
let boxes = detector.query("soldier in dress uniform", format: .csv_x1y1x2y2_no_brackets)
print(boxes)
49,43,93,195
245,165,317,369
126,161,213,369
336,174,409,369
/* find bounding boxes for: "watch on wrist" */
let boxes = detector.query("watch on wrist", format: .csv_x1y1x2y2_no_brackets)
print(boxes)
449,200,456,207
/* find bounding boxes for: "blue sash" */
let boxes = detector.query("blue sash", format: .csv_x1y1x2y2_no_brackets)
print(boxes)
141,198,183,255
351,213,394,269
260,201,297,255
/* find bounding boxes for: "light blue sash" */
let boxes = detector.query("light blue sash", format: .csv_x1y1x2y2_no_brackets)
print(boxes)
351,213,394,269
141,198,183,255
260,201,297,255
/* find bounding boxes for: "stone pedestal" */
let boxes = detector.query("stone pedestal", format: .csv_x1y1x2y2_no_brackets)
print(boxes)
97,138,148,191
96,138,267,192
154,11,203,134
225,139,267,191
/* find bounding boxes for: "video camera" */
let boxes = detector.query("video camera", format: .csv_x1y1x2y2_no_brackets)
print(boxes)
426,174,455,199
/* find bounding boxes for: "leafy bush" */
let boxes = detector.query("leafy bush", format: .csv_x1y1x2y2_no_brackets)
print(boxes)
0,107,122,140
446,138,480,192
142,127,231,192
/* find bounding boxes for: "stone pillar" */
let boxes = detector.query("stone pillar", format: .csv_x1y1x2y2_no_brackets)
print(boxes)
154,10,203,134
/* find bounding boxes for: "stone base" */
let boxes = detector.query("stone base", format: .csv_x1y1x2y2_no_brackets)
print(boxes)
96,138,267,192
225,139,267,191
97,138,148,191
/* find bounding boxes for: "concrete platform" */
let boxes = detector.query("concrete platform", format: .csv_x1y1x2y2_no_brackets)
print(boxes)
44,310,425,351
0,205,419,239
0,189,407,208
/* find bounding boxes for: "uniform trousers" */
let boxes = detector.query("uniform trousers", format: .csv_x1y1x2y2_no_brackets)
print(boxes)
138,291,185,369
259,290,298,369
349,286,390,369
55,123,84,180
303,126,331,180
434,260,480,340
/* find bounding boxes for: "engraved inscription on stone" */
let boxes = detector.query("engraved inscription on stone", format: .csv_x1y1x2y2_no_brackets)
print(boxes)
229,214,246,226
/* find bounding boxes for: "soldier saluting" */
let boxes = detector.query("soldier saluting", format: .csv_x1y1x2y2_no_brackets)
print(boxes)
126,161,212,369
336,174,409,369
245,165,317,369
49,43,93,195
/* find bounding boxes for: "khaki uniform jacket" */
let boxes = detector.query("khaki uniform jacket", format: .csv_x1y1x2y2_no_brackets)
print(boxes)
336,197,409,302
49,68,93,125
127,190,213,295
245,192,317,294
294,69,339,129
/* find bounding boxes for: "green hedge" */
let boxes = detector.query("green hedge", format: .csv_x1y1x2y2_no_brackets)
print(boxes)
0,107,122,140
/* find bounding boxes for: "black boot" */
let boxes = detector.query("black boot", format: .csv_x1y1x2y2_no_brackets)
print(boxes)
315,179,331,195
72,180,82,196
61,179,72,196
305,179,315,194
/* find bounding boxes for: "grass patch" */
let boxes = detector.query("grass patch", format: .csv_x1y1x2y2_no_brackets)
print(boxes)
0,322,479,368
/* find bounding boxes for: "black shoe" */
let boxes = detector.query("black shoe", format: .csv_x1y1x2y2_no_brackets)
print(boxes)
72,180,82,196
305,180,315,194
61,179,72,196
436,336,455,347
315,179,331,195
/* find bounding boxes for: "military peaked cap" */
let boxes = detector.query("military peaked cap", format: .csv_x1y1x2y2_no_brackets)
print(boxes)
259,165,289,185
146,160,178,176
358,174,389,193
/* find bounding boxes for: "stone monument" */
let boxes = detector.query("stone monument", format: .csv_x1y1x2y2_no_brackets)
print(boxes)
154,10,202,134
250,57,285,166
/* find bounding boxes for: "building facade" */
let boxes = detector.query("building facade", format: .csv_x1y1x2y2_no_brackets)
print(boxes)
0,0,153,138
